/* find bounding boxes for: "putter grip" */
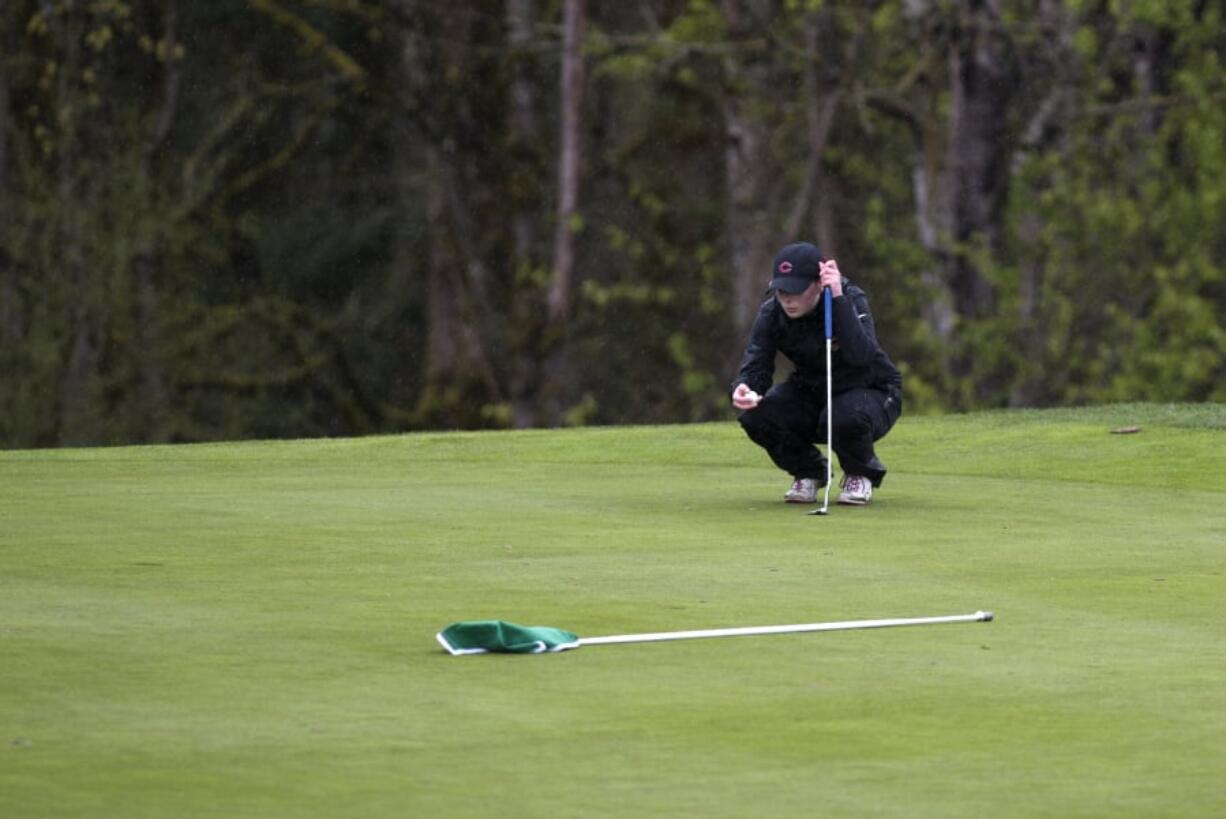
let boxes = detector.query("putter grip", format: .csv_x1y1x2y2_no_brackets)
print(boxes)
823,287,833,338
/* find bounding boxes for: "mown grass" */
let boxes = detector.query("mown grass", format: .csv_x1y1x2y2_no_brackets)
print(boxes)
2,403,1224,818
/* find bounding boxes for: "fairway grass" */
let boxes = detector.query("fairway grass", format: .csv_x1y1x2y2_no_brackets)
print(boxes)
3,404,1225,818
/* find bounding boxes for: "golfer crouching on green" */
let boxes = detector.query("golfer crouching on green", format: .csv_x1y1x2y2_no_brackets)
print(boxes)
730,242,903,506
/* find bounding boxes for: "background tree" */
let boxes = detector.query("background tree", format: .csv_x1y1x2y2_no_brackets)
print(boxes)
1,0,1223,449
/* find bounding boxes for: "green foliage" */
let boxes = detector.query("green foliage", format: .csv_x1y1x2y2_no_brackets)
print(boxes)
0,0,396,446
2,1,1224,447
666,0,727,44
1004,3,1226,407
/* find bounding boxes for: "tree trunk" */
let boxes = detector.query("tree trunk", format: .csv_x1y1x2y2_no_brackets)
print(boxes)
507,0,541,266
506,0,546,428
786,10,847,251
1009,0,1076,407
390,4,503,427
1009,208,1046,405
0,18,13,346
723,103,774,338
53,9,99,445
538,0,586,425
0,40,8,195
947,0,1017,401
875,1,960,376
422,145,502,425
719,0,776,354
873,1,1017,406
132,0,182,442
948,0,1014,321
546,0,585,325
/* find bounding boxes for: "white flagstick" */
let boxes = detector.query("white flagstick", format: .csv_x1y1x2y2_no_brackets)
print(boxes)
577,611,993,647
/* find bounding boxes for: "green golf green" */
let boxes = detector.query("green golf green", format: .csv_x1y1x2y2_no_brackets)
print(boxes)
3,404,1224,818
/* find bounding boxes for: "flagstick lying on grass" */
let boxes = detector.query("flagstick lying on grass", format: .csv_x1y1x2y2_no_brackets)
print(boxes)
436,611,994,655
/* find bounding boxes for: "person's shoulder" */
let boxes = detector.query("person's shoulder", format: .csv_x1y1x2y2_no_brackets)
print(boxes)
750,297,785,335
842,279,867,298
753,297,780,321
842,280,874,307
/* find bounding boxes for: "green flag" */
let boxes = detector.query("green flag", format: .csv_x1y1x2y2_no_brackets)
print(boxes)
436,620,581,655
437,611,993,656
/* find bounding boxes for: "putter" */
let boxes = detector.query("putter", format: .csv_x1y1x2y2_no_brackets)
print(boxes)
810,285,834,516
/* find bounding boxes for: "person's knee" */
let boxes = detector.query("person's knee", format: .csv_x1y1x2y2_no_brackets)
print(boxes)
739,407,775,443
833,408,873,440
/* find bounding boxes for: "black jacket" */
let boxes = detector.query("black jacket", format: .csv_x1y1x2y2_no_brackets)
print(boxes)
732,281,902,397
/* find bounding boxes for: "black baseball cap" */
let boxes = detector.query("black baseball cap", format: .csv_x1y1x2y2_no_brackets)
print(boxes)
767,242,823,293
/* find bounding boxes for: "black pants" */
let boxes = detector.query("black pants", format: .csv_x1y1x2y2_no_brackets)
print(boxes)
738,380,901,487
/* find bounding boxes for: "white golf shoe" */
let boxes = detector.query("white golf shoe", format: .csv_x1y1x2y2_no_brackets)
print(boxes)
784,478,818,504
837,475,873,506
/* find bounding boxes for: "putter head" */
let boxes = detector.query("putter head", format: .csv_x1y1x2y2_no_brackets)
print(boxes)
808,507,829,516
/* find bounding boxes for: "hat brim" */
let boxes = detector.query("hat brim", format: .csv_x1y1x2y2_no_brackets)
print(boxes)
767,277,815,294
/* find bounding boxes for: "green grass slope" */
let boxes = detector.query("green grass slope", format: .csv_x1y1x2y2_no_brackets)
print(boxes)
3,404,1224,818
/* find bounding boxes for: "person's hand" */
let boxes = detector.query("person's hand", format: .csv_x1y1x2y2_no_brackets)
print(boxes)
732,383,761,410
820,259,843,297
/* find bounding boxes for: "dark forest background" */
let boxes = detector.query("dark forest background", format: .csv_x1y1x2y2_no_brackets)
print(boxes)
2,0,1223,448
